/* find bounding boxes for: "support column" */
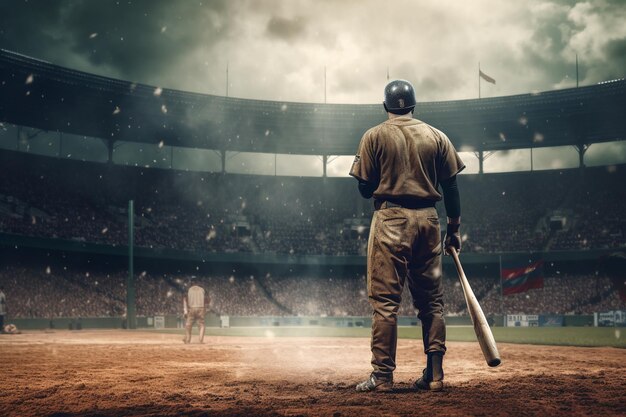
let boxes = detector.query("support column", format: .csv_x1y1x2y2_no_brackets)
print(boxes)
221,149,226,174
577,144,588,169
476,150,495,175
323,155,328,178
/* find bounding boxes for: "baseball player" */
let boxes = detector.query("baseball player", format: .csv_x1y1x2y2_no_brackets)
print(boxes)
183,278,209,344
0,286,6,332
351,80,464,392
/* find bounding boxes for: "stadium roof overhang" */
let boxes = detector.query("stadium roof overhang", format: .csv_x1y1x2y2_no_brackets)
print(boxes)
1,48,625,155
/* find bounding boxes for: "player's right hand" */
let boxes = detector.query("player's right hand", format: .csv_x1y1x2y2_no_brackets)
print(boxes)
444,223,461,255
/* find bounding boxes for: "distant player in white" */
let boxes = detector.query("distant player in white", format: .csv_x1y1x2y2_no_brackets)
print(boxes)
183,279,208,344
0,286,6,331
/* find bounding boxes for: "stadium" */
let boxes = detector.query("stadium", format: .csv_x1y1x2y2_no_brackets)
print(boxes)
1,32,625,417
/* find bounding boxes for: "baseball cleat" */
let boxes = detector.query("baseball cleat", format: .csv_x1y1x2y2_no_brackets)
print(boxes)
413,369,444,392
355,373,393,392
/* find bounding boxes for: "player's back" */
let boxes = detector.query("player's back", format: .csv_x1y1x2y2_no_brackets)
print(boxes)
187,285,205,308
366,117,452,203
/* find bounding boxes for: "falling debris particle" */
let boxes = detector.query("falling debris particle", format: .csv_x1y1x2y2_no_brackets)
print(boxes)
158,140,164,148
46,266,51,274
533,132,544,143
89,33,98,39
161,104,168,114
112,106,121,115
25,74,34,85
101,227,108,234
161,26,167,33
154,87,163,96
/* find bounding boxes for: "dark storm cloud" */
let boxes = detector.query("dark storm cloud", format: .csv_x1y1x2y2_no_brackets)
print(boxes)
0,0,624,102
0,0,231,84
0,0,66,58
266,16,307,42
65,1,230,79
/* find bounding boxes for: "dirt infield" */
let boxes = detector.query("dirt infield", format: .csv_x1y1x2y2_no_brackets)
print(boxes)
0,330,624,417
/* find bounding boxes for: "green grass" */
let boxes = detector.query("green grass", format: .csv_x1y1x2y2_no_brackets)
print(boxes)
154,326,625,348
437,326,625,348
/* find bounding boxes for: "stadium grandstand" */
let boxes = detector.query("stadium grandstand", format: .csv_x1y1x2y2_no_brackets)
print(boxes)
0,48,624,325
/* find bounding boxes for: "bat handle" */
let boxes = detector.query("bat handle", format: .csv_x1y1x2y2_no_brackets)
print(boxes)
448,247,463,273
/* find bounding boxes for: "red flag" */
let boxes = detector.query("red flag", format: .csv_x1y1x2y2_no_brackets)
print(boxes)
501,257,544,296
479,70,496,84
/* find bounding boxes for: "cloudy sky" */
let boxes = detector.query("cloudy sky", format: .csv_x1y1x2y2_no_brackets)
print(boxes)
1,0,625,104
1,0,624,174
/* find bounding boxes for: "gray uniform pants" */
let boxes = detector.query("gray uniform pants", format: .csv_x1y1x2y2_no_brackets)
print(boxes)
367,206,446,380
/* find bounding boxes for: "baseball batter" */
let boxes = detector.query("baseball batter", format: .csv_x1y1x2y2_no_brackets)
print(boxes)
350,80,464,392
183,279,208,344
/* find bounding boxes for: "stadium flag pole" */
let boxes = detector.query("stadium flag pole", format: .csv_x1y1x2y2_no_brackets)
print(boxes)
576,54,578,88
324,65,327,103
478,62,481,99
127,199,136,329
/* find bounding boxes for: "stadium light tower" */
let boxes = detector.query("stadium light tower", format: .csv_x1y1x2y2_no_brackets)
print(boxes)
126,200,137,329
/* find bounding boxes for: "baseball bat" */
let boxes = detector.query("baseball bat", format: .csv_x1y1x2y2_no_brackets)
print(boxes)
449,247,501,367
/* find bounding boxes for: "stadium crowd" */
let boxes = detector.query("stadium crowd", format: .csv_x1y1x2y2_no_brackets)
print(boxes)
0,153,624,321
0,154,624,257
0,261,623,319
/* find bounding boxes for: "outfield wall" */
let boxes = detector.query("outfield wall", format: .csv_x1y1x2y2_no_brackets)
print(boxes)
9,313,598,330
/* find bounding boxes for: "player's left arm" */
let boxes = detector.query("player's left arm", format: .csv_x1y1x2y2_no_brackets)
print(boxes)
440,175,461,254
437,131,465,254
357,181,377,199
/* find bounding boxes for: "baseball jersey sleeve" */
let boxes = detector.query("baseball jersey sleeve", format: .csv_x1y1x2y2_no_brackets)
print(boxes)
349,130,379,185
438,133,465,181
